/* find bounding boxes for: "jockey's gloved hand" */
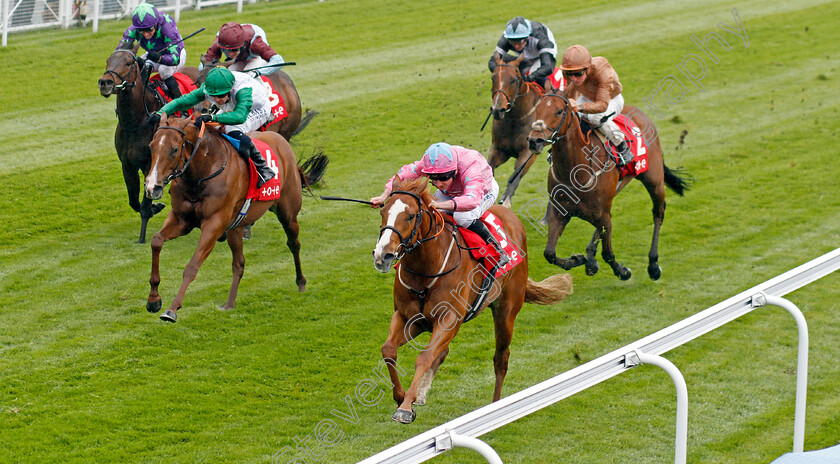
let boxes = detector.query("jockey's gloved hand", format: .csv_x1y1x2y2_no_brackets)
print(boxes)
522,74,534,83
194,114,213,127
146,51,161,62
250,69,261,78
146,113,161,125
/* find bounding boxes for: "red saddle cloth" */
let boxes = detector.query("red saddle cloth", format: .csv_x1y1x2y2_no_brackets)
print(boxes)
245,138,283,201
256,75,289,130
149,73,198,113
456,210,524,278
605,114,651,178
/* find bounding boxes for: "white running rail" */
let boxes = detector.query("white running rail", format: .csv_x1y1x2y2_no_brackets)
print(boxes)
357,247,840,464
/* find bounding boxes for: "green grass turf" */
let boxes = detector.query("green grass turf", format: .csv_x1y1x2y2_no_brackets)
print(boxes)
1,0,839,462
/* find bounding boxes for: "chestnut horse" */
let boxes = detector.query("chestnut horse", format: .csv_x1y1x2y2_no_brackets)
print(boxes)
373,178,573,423
196,55,317,141
98,48,200,243
144,116,328,322
527,92,691,280
488,53,544,208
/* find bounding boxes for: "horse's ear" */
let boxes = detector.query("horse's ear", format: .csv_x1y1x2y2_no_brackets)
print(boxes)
200,53,210,65
512,53,525,65
493,52,502,66
131,42,140,55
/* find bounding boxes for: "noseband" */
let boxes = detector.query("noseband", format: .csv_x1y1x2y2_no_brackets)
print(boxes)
492,63,526,113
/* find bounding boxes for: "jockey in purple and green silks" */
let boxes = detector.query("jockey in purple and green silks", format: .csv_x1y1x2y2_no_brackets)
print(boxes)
117,3,186,100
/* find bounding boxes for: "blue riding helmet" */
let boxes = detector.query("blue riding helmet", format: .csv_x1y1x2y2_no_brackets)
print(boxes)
504,17,532,40
132,3,159,29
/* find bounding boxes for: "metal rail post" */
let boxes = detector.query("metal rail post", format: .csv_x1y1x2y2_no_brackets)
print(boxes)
751,293,809,453
626,351,688,464
434,429,503,464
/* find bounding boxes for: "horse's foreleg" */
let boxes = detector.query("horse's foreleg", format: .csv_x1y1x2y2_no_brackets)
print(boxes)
222,228,246,310
148,213,190,314
276,208,306,293
161,218,225,322
500,151,536,208
543,206,585,270
415,348,448,406
395,322,460,424
584,229,601,276
382,311,418,407
490,297,521,402
598,216,631,281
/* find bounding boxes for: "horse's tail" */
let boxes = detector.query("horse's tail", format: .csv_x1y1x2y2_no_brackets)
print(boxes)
290,109,319,139
663,164,693,197
297,150,329,197
524,273,573,305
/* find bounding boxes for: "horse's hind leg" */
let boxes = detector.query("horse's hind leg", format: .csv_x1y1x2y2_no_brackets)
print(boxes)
490,293,523,402
597,216,631,281
274,205,306,292
643,177,667,280
221,228,246,310
415,348,448,406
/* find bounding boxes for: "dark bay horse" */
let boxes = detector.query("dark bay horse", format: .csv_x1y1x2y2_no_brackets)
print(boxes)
144,116,327,322
372,177,573,423
98,48,200,243
527,92,691,280
196,55,316,141
488,53,544,208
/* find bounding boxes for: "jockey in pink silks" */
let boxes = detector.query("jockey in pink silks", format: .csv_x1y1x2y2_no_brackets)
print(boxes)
371,142,510,266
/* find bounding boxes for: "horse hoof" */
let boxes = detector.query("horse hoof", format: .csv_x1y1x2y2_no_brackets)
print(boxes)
217,232,227,243
413,396,426,406
619,268,632,281
151,202,166,215
585,261,600,276
392,407,416,424
243,225,251,240
160,309,177,323
648,263,662,281
146,300,162,313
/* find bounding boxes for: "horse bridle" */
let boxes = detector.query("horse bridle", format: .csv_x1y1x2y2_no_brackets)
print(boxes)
534,92,574,145
104,49,139,91
491,63,527,113
379,190,450,260
156,124,226,186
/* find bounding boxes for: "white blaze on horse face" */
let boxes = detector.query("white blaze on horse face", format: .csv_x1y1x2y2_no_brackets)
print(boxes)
373,199,409,268
145,138,169,191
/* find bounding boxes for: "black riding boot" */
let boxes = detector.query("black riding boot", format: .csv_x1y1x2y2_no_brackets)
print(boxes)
230,131,275,188
163,76,182,101
616,141,633,167
466,219,511,268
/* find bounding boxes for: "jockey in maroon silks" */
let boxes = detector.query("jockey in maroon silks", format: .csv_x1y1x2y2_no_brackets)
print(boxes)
117,3,186,100
203,22,285,77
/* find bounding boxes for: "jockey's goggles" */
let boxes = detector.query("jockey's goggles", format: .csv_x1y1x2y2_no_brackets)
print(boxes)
138,27,154,33
508,37,528,46
563,69,587,78
428,171,456,182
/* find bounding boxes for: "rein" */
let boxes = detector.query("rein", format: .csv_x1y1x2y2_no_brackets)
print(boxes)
491,63,527,114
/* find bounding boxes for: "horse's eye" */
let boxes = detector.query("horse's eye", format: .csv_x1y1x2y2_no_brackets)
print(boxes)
169,148,178,157
407,213,416,220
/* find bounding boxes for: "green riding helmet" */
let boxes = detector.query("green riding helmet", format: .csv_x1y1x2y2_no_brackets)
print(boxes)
204,67,235,96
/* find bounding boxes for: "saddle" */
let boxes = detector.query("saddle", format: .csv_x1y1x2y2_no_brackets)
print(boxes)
579,114,651,178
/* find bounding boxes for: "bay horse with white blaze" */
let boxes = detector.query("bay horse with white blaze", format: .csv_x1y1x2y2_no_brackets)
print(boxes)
488,53,544,208
528,91,691,280
144,116,327,322
98,47,200,243
373,178,573,424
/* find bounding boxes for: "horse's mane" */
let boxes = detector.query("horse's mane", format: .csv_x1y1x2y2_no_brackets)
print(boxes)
392,177,434,205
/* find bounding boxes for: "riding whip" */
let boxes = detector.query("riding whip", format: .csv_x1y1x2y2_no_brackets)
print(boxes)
480,108,492,131
320,195,381,207
167,27,206,49
246,62,297,74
